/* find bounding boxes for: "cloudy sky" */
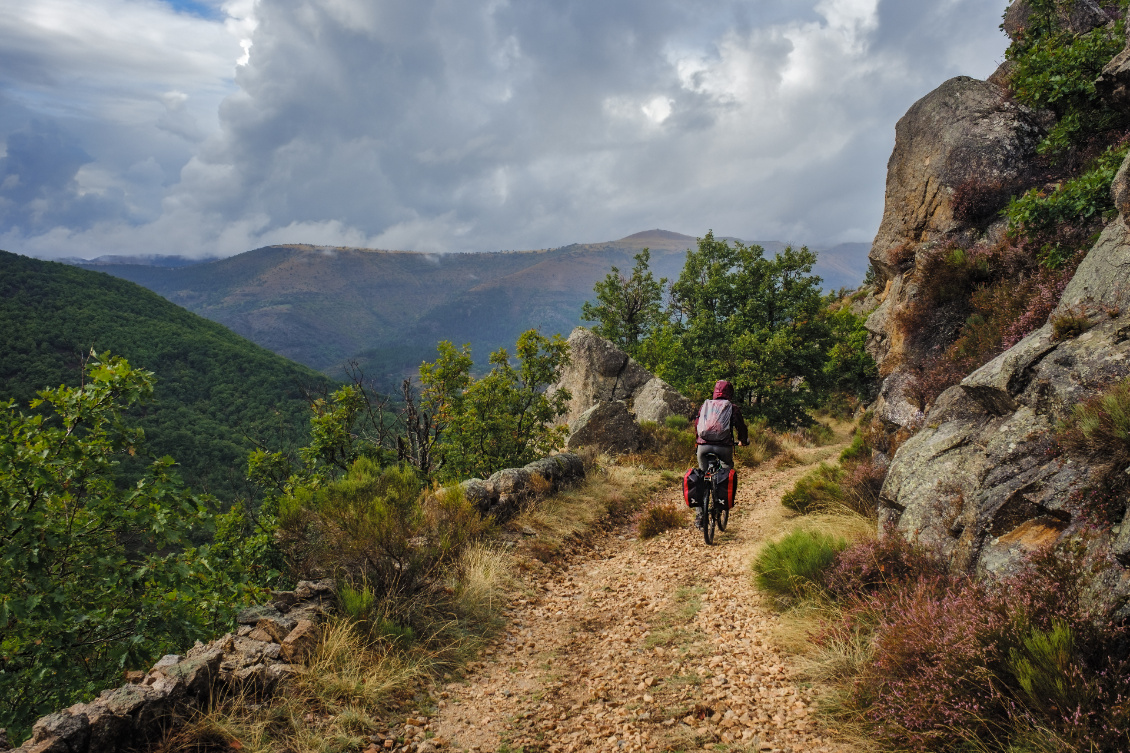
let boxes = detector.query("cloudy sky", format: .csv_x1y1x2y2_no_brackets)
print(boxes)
0,0,1010,259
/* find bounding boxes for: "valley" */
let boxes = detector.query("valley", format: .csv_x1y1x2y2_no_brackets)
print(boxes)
78,231,867,387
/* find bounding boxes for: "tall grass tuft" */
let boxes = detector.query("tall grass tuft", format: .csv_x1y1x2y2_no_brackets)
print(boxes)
638,503,687,539
753,529,847,599
781,463,845,513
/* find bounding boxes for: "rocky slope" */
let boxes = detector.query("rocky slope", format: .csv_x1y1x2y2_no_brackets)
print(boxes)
866,2,1130,609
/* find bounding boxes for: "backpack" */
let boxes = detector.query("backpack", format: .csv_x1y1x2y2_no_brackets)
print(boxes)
683,467,706,507
696,399,733,444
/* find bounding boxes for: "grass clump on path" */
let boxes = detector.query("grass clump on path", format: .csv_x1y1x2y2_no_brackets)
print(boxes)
753,529,847,600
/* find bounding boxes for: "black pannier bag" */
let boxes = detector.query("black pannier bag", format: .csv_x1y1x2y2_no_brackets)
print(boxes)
683,467,706,507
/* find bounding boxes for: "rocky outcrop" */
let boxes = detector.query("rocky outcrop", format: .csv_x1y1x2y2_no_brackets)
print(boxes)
11,580,335,753
881,171,1130,614
869,77,1046,282
1003,0,1111,40
864,75,1048,430
865,16,1130,613
460,453,585,521
552,328,693,427
566,401,642,454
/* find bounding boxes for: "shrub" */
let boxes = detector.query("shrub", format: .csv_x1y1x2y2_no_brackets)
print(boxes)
831,540,1130,752
753,529,848,599
781,463,845,513
790,421,835,447
1006,145,1129,265
630,421,697,470
952,177,1016,226
1057,376,1130,464
277,459,487,602
839,430,870,463
825,532,948,600
1052,309,1094,340
638,504,687,539
664,414,689,431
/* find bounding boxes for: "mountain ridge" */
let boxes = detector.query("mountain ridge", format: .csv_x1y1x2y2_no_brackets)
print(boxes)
75,231,868,388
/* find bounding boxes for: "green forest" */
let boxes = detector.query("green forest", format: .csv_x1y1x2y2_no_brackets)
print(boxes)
0,251,332,500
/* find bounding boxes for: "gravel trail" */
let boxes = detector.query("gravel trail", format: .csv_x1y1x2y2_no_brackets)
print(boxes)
425,443,858,753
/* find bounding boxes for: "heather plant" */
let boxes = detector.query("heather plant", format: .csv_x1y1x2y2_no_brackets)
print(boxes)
753,529,848,600
824,530,947,600
824,538,1130,752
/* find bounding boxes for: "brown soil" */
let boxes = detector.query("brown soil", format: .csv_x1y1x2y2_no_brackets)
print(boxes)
425,439,859,753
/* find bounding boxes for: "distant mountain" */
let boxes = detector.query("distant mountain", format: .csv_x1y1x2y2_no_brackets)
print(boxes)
82,231,868,388
0,250,331,500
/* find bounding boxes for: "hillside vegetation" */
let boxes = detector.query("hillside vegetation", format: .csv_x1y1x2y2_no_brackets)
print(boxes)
0,250,331,499
84,231,867,389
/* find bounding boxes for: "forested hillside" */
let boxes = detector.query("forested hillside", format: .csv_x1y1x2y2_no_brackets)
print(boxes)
83,231,867,389
0,250,332,499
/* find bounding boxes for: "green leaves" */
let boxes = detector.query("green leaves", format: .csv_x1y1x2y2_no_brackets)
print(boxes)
420,330,571,480
0,354,251,741
635,231,834,428
1006,143,1129,267
581,248,667,356
1006,3,1128,156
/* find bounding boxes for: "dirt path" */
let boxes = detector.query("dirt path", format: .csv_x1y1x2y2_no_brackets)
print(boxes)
425,440,855,753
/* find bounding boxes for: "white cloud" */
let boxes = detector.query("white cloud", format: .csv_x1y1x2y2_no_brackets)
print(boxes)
0,0,1010,258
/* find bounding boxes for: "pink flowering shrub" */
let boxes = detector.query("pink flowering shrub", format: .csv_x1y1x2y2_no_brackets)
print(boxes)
823,538,1130,751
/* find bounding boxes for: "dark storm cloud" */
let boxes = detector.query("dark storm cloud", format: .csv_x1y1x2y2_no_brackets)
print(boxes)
1,0,1011,257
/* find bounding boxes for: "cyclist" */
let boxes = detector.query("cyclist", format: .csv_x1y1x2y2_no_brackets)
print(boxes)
691,380,748,529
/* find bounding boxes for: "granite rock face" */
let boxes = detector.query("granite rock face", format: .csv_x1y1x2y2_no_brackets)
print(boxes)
881,215,1130,612
566,400,642,455
864,75,1048,430
552,328,693,427
868,77,1046,282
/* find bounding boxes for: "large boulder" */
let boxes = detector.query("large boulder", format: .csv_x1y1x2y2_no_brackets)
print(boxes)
552,328,693,427
566,401,641,454
869,76,1046,281
632,377,694,425
863,76,1049,427
881,215,1130,613
553,328,653,425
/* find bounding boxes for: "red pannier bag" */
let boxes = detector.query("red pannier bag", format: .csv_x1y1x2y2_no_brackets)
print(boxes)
683,467,706,507
714,467,738,509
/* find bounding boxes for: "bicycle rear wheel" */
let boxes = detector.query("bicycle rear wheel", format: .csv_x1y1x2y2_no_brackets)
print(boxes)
703,493,716,545
718,503,729,532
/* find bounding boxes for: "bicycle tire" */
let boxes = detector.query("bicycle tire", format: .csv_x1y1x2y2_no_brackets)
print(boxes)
718,503,729,532
703,491,716,545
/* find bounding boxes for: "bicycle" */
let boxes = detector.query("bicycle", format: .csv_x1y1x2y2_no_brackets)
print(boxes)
700,452,730,545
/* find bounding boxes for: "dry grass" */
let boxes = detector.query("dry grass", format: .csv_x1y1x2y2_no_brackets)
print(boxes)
160,545,517,753
510,464,658,548
161,620,432,753
638,503,689,539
